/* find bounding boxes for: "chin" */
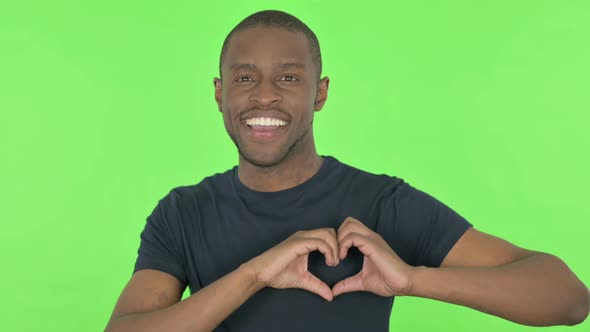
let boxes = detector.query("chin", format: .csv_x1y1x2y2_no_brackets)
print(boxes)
240,152,286,168
238,147,292,168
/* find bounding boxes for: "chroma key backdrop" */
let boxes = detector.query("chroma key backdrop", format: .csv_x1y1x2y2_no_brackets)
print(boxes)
1,1,588,331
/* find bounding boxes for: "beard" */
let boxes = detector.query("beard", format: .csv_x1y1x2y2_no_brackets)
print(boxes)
228,125,311,168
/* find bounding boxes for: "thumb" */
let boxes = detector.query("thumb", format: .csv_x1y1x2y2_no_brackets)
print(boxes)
332,272,365,297
299,271,334,302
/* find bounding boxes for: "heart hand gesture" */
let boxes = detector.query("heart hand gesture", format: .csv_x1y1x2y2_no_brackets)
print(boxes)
332,217,414,297
245,218,414,301
245,228,340,301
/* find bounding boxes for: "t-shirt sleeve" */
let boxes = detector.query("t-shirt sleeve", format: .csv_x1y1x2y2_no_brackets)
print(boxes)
392,181,473,267
134,190,188,285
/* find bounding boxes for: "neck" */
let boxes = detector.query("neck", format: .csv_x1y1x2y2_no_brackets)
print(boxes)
237,151,323,192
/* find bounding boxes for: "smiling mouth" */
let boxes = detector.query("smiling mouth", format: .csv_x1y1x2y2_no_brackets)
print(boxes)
243,117,289,128
242,117,289,138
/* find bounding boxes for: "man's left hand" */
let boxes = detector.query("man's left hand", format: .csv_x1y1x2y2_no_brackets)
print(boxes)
332,217,414,297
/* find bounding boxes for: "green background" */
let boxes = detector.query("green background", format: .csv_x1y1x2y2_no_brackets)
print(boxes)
1,0,588,331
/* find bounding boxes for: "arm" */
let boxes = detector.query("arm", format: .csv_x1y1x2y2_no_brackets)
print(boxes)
105,266,262,332
332,217,590,326
410,228,590,326
105,228,340,332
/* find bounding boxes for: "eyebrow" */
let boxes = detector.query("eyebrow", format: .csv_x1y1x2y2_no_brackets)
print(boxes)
278,62,305,70
230,62,306,71
231,63,257,71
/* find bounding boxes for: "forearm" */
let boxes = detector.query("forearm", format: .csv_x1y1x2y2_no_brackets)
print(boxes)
106,264,263,332
408,253,590,326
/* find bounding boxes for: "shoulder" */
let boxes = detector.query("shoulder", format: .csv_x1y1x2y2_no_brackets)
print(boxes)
329,156,408,199
330,157,457,218
172,166,236,196
155,166,237,212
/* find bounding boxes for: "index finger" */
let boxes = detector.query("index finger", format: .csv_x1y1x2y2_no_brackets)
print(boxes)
338,217,372,242
297,228,340,265
293,237,337,266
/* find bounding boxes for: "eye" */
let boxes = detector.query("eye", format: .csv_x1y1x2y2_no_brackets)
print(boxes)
235,76,253,82
281,75,298,82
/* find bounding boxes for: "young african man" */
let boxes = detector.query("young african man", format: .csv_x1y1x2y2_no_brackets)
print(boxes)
105,10,589,332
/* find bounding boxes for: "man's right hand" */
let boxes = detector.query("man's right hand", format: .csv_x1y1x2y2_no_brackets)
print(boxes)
244,228,340,301
106,228,340,332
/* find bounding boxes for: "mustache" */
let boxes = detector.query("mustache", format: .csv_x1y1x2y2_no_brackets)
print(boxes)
239,107,290,118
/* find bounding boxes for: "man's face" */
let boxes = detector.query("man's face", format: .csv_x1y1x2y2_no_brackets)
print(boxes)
214,27,329,168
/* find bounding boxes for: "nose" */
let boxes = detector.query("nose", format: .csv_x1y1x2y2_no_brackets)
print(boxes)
250,79,282,106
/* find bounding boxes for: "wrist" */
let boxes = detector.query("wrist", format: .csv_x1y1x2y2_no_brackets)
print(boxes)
238,262,266,292
403,265,427,297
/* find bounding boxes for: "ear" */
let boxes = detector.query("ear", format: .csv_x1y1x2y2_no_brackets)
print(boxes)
213,78,223,113
314,77,330,111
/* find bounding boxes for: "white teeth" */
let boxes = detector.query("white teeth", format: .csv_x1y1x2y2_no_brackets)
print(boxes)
244,117,288,127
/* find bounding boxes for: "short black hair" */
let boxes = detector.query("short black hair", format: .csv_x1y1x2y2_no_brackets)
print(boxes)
219,10,322,79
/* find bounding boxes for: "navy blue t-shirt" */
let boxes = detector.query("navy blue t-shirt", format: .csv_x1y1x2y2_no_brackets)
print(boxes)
134,156,472,331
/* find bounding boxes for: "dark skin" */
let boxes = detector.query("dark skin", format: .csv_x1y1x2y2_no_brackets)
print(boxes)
214,27,329,192
105,26,589,332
